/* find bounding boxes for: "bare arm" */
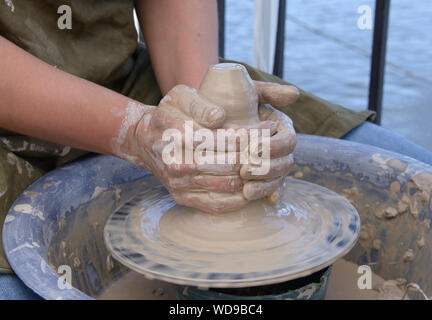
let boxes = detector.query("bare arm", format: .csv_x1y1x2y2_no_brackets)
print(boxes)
135,0,219,94
0,35,144,157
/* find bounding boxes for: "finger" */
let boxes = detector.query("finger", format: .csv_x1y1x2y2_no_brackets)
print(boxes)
154,101,210,131
270,113,297,158
254,81,300,107
166,162,241,177
240,154,294,180
155,116,277,155
182,120,277,152
211,120,277,153
267,190,280,205
172,191,249,214
243,177,284,201
222,120,277,132
165,85,226,129
258,105,297,158
163,174,243,193
192,174,243,193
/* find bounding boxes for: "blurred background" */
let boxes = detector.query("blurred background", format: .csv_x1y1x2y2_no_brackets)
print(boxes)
223,0,432,150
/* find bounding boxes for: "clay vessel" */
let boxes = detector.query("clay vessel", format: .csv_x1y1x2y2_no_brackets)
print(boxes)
199,63,260,126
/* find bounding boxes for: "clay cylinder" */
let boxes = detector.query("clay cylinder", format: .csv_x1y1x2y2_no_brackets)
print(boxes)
199,63,260,126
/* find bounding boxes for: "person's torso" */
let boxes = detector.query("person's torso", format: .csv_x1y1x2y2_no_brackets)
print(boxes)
0,0,138,85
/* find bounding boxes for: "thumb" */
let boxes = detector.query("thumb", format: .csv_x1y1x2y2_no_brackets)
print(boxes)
254,81,300,107
168,85,226,129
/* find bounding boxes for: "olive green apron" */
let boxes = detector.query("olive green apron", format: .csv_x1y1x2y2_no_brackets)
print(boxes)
0,0,374,273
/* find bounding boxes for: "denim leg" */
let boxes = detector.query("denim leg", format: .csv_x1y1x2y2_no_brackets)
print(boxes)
0,274,41,300
342,122,432,166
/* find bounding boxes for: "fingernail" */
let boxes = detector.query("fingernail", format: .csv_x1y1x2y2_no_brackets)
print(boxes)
290,86,300,98
208,109,224,126
267,191,280,205
269,121,277,135
243,183,262,200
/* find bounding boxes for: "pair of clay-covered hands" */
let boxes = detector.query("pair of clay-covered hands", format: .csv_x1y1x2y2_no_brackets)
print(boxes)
128,81,299,213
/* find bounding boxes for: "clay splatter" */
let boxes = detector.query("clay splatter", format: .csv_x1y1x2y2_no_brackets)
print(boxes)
13,204,45,221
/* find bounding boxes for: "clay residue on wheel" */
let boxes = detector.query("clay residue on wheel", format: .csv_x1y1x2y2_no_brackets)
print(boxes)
289,159,432,297
47,181,143,297
386,159,408,172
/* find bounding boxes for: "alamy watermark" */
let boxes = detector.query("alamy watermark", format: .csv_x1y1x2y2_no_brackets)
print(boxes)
57,264,72,290
161,121,271,176
57,5,72,30
357,5,373,30
357,264,372,289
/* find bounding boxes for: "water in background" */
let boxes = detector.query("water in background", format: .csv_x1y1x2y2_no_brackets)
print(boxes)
225,0,432,150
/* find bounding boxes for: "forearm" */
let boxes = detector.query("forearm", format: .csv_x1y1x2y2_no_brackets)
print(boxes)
0,36,153,162
136,0,219,94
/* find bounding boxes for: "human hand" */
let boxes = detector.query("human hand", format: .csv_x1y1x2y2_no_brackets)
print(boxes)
128,85,274,213
240,81,299,202
117,80,298,212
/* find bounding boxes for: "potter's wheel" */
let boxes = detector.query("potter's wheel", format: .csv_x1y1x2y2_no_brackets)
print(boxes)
104,176,360,288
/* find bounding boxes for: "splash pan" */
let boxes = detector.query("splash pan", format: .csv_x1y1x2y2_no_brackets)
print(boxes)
4,135,431,300
104,177,360,288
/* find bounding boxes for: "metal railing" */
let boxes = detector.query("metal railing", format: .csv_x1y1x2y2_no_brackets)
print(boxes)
217,0,391,124
368,0,391,124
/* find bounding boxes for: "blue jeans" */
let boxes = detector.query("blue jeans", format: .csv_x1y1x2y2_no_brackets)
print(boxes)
0,274,41,300
1,122,431,300
342,122,432,166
